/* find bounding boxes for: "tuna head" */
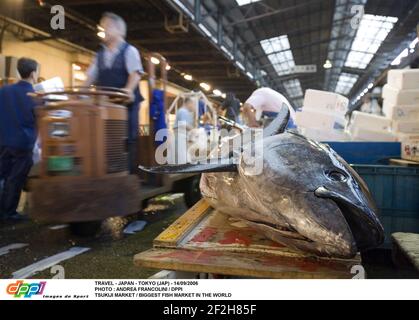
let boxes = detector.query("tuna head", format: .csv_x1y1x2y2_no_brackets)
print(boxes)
236,133,384,258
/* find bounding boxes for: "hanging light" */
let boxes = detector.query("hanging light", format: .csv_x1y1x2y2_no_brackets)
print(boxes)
165,64,171,71
323,60,333,69
200,82,211,91
213,89,222,96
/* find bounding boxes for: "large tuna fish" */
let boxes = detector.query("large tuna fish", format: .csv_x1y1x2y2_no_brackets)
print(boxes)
141,107,384,259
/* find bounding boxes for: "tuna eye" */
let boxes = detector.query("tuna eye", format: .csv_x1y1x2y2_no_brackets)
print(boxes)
325,170,348,182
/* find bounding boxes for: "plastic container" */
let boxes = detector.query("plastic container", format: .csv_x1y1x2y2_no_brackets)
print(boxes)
352,165,419,246
326,142,401,164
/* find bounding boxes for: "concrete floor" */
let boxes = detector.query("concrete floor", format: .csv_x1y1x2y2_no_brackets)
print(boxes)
0,195,187,279
1,194,418,279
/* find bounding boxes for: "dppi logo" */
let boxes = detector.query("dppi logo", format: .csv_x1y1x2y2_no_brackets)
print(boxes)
6,281,46,298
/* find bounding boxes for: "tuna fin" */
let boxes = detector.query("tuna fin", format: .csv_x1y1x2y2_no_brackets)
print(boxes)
139,163,238,174
263,103,290,137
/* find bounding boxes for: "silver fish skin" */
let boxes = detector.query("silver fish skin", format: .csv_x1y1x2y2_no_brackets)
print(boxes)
200,132,384,259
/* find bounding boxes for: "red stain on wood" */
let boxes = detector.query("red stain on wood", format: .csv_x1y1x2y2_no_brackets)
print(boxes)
191,227,218,243
219,231,252,246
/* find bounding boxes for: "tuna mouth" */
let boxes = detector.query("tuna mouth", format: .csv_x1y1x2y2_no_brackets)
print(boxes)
247,220,313,243
315,186,384,251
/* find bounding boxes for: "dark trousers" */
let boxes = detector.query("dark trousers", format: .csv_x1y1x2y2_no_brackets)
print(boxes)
0,147,33,218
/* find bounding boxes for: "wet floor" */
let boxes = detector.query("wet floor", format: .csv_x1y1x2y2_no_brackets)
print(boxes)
0,194,187,279
0,193,417,279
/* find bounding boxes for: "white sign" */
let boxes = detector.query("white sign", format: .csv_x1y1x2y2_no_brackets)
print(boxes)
291,65,317,74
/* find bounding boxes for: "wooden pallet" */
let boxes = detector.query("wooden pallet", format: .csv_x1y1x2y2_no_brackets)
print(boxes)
134,199,362,279
389,159,419,167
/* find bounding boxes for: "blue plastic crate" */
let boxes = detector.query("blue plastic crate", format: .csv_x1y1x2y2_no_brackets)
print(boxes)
352,165,419,246
326,142,401,165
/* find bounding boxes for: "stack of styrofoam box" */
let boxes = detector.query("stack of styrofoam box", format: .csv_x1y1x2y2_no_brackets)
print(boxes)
347,111,397,142
296,89,349,141
382,69,419,161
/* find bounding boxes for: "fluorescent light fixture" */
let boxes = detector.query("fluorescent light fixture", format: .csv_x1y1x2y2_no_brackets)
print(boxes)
97,31,105,39
335,73,359,96
236,62,245,71
221,46,234,60
409,38,419,49
72,64,81,71
172,0,194,19
184,74,193,81
74,72,87,82
213,89,222,96
283,79,303,98
260,35,295,76
391,48,409,66
200,82,211,91
368,83,374,89
391,38,419,66
150,57,160,65
345,14,398,69
199,24,213,38
246,72,254,79
236,0,261,6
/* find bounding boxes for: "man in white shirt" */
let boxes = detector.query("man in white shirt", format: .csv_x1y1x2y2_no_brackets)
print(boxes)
243,87,296,128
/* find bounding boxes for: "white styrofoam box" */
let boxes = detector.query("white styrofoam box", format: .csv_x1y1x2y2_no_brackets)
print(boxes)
296,108,346,131
350,127,397,142
392,120,419,134
300,127,349,142
384,104,419,121
382,84,419,106
350,111,392,132
388,69,419,90
303,89,349,115
399,133,419,162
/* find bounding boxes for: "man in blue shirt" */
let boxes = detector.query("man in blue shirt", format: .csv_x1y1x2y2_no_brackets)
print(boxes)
0,57,39,222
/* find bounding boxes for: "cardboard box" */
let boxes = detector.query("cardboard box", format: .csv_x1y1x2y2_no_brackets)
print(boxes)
303,89,349,115
0,54,5,80
296,108,346,131
399,133,419,162
300,127,349,142
350,111,392,132
388,69,419,90
392,120,419,134
5,56,19,79
350,127,397,142
383,104,419,121
383,84,419,106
